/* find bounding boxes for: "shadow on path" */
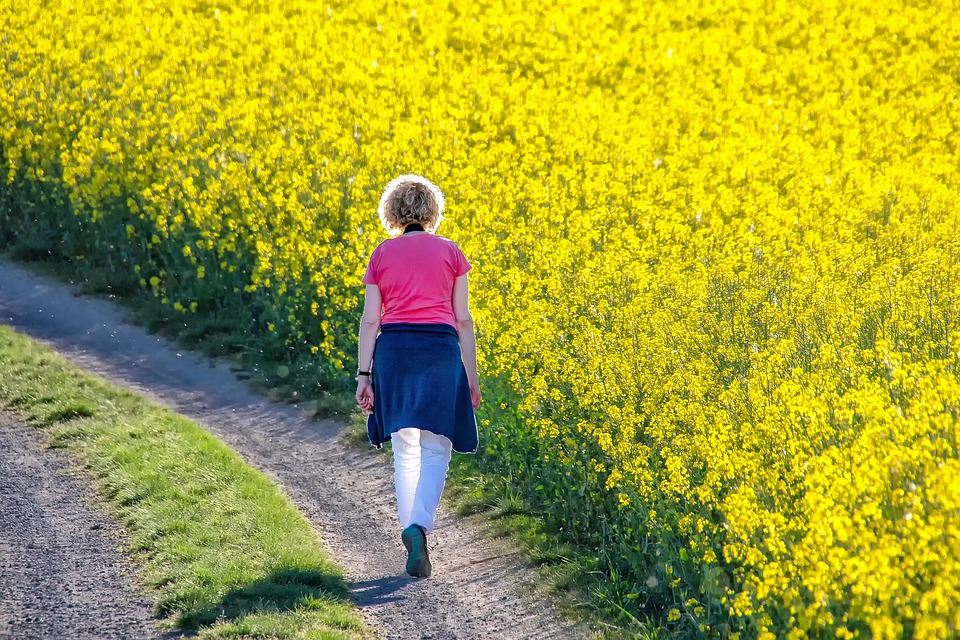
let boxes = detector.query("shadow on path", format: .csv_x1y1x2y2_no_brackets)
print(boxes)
351,575,419,608
181,567,354,629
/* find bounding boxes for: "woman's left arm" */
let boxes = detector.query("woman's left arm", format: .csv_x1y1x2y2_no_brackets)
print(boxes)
356,284,382,413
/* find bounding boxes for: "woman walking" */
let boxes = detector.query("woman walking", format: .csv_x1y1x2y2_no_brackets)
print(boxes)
355,174,481,578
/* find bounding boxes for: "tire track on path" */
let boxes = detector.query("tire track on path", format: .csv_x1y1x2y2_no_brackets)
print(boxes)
0,260,589,640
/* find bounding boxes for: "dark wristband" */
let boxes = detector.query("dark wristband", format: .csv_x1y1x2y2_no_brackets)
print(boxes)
357,369,371,377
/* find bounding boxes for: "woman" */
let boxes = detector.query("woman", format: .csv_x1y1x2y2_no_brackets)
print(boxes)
355,174,481,579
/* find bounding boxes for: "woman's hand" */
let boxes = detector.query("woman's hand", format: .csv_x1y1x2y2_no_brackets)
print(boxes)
469,380,481,411
356,377,374,414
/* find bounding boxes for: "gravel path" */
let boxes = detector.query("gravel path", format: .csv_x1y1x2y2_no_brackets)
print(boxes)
0,413,179,640
0,260,590,640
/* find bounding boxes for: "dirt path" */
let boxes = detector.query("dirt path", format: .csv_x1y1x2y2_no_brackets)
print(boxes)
0,413,182,640
0,260,589,640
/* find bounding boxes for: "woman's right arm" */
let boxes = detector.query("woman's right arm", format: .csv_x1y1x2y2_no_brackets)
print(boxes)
452,273,481,410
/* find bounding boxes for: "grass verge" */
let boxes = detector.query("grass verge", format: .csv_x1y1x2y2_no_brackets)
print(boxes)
0,324,367,640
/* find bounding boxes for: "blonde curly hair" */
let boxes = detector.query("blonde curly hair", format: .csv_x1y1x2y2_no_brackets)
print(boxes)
377,174,445,235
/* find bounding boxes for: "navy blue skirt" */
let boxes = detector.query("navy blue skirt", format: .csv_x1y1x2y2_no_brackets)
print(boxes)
367,323,479,454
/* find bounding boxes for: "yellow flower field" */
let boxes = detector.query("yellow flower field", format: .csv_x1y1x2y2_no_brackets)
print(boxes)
2,0,959,636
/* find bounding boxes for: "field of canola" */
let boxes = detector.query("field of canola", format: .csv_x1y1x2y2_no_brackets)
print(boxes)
3,0,960,637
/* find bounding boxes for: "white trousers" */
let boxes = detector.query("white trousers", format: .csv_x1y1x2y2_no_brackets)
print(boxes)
393,428,453,533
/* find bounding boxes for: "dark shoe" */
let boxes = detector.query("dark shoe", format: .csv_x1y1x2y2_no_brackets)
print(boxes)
401,524,431,578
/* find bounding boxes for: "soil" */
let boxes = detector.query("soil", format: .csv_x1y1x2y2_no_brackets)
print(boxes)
0,413,183,640
0,260,591,640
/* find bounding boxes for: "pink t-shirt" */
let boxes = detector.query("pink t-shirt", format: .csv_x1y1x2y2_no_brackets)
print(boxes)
362,233,472,326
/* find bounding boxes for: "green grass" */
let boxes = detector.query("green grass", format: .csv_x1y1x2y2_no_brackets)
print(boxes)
0,325,367,640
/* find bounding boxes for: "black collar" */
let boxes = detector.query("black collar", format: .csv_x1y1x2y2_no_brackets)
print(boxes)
403,224,425,234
